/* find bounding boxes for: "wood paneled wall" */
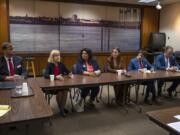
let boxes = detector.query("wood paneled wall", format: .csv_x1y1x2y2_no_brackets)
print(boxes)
141,7,160,49
0,0,159,76
0,0,9,53
17,52,137,76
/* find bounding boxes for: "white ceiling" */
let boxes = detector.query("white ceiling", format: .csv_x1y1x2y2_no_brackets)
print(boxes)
92,0,180,5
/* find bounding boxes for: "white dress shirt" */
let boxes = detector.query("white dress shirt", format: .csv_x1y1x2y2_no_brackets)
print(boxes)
165,57,170,68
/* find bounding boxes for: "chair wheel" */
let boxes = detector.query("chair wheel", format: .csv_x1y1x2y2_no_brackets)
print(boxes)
139,108,142,113
111,98,116,104
72,108,75,112
126,109,129,114
96,99,100,103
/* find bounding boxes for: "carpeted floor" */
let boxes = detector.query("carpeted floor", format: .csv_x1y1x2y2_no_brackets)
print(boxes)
1,84,180,135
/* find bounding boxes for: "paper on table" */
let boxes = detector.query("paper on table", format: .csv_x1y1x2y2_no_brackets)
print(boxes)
167,121,180,133
176,69,180,72
174,115,180,120
0,105,11,117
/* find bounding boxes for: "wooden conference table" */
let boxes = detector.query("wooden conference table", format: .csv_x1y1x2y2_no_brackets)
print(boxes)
0,70,179,127
147,107,180,135
0,79,53,127
36,71,180,89
35,70,180,104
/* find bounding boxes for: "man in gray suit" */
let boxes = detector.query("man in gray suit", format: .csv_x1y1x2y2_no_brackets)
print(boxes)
0,42,27,81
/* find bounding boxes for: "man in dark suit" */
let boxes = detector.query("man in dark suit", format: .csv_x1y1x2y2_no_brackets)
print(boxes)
155,46,179,97
0,42,27,81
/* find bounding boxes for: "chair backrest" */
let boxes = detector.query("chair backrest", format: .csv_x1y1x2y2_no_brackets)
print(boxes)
174,51,180,59
148,32,166,52
102,65,108,73
72,64,77,74
42,68,46,76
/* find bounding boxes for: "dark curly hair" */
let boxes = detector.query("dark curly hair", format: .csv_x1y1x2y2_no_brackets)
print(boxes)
79,48,93,61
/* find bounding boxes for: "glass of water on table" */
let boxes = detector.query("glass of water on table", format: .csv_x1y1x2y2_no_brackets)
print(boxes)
14,75,24,95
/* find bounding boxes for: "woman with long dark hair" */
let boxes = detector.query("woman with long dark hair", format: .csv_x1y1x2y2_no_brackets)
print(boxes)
76,48,101,110
106,48,127,104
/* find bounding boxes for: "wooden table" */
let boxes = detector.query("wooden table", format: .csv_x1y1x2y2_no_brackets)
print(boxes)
36,72,139,90
0,78,53,127
147,107,180,135
36,71,180,90
35,70,180,105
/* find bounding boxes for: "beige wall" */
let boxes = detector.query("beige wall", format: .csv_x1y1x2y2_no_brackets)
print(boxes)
160,2,180,51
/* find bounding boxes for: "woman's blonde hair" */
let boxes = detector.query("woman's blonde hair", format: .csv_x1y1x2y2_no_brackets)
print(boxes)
48,49,61,63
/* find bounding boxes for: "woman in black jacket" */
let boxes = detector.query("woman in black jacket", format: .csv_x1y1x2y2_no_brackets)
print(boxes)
44,50,72,117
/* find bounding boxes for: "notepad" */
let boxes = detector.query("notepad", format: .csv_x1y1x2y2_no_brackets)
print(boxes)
0,105,11,117
176,70,180,73
167,121,180,133
0,82,16,90
174,115,180,120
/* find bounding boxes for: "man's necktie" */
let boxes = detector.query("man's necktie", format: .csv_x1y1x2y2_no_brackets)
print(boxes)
139,60,144,69
8,58,14,76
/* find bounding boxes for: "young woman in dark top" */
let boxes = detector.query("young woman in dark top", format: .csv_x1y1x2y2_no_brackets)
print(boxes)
106,48,127,104
76,48,101,110
44,50,73,117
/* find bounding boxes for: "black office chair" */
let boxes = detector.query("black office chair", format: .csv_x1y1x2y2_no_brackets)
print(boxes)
160,51,180,96
98,66,111,104
72,64,101,103
126,82,142,113
71,64,82,104
41,68,54,104
174,51,180,96
41,68,74,111
174,51,180,65
99,68,128,113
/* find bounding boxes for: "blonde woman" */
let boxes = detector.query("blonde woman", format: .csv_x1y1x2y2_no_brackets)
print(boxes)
44,50,72,117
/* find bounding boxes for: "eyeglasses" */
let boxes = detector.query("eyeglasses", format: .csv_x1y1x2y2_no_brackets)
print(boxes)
7,47,14,51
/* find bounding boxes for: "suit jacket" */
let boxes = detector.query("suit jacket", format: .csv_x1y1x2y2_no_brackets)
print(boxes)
106,56,125,73
155,53,180,70
0,56,27,81
44,62,70,79
76,59,100,74
128,57,153,71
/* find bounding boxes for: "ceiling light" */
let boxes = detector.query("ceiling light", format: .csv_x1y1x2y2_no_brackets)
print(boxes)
139,0,156,3
156,1,162,10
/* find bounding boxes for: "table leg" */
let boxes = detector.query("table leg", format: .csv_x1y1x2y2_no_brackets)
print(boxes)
169,133,177,135
125,83,142,113
47,94,51,105
25,124,29,135
107,85,110,104
45,93,47,101
69,89,74,112
99,86,103,99
135,84,140,104
49,118,53,126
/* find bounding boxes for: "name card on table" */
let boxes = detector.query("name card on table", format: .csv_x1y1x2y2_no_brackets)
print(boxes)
174,115,180,120
11,85,34,98
167,121,180,133
0,105,11,117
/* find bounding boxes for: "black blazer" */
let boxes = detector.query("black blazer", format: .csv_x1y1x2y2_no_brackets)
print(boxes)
0,56,27,81
44,62,70,79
